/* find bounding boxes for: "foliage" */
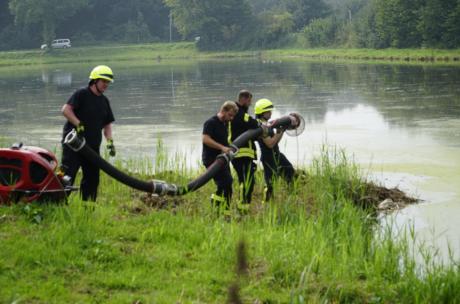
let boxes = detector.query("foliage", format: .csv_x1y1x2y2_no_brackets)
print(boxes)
0,147,459,302
164,0,255,50
254,10,295,48
283,0,330,31
444,1,460,48
374,0,422,48
1,0,460,51
302,17,338,47
9,0,89,44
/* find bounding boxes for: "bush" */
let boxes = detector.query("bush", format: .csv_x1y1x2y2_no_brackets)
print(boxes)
302,17,337,47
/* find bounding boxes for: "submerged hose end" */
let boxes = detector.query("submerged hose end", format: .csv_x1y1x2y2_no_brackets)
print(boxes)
64,129,86,152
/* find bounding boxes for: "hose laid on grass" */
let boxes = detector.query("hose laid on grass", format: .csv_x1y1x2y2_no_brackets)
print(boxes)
64,113,303,196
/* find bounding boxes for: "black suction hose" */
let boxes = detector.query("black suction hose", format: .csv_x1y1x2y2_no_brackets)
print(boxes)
64,130,180,196
64,114,300,196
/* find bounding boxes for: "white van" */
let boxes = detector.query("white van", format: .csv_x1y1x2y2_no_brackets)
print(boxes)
41,39,71,50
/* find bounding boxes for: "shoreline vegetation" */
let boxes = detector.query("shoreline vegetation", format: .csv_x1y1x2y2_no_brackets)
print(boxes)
2,145,459,303
1,42,460,68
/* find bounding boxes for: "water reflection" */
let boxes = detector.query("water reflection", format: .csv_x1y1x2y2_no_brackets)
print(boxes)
41,70,73,87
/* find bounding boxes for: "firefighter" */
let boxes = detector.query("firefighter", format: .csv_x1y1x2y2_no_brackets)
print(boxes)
255,98,295,202
61,65,116,201
229,90,260,209
202,101,239,210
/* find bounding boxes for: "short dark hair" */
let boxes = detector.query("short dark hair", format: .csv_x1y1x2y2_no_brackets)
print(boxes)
238,89,252,100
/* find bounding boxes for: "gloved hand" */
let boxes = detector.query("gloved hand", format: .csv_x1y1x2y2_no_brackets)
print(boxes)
107,139,116,157
76,122,85,136
275,125,287,132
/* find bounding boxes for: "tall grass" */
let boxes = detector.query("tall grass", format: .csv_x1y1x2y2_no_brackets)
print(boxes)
0,145,459,303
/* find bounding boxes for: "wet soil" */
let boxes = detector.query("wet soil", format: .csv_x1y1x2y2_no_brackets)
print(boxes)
355,181,419,212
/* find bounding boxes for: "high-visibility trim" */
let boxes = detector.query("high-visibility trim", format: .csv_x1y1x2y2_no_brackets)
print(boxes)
228,122,232,144
234,147,255,158
211,193,225,203
228,115,256,159
262,187,268,204
228,122,255,158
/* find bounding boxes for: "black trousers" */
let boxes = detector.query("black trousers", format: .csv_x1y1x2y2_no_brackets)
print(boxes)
262,152,294,201
206,162,233,208
231,157,256,204
61,144,100,201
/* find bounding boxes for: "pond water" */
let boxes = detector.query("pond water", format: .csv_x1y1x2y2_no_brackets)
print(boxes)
1,59,459,262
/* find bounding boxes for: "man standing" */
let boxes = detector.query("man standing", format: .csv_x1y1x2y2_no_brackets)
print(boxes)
61,65,116,201
229,90,260,209
254,98,295,202
202,101,239,210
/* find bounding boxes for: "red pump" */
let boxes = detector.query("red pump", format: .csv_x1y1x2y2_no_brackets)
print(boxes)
0,143,76,204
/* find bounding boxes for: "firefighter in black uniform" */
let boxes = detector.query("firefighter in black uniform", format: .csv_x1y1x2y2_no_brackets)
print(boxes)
61,65,116,201
202,101,239,210
229,90,260,209
255,98,295,202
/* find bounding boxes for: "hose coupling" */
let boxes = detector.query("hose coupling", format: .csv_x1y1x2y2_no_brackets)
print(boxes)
64,129,86,152
153,180,178,196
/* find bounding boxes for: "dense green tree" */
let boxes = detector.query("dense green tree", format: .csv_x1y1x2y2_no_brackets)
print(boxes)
303,16,337,47
325,0,370,47
284,0,330,30
443,0,460,48
375,0,422,48
325,0,368,22
57,0,170,43
9,0,89,44
418,0,454,47
165,0,255,50
1,0,459,50
249,0,280,12
255,10,295,48
351,0,379,48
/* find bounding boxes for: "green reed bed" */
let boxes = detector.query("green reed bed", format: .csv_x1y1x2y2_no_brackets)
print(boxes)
0,146,459,303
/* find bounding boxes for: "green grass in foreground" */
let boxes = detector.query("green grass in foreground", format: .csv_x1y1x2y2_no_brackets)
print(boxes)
1,42,460,68
1,147,459,303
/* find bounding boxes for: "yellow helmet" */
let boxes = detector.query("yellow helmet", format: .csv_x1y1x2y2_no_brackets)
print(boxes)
254,98,274,115
89,65,114,82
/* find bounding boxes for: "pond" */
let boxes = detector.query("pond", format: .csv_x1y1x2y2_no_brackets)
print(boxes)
1,59,459,262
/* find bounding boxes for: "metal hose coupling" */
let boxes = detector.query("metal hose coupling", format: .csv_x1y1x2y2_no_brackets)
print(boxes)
286,112,305,136
152,180,179,196
217,146,238,163
64,129,86,152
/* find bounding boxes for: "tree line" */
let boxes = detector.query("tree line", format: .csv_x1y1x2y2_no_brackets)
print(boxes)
1,0,459,51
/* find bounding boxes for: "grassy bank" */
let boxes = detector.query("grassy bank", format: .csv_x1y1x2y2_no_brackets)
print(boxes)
1,42,460,68
1,147,459,303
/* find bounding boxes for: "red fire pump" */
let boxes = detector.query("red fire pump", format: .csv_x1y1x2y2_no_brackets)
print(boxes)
0,143,76,204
